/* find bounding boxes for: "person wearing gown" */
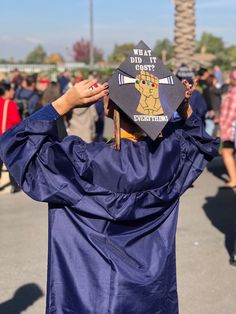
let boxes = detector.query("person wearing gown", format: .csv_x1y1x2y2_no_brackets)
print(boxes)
0,79,219,313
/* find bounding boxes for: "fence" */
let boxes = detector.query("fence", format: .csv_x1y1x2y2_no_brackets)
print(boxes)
0,62,91,73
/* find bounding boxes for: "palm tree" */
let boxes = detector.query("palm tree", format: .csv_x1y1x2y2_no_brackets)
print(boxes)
173,0,196,70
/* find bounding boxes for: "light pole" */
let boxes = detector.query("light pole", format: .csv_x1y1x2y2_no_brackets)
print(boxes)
89,0,94,70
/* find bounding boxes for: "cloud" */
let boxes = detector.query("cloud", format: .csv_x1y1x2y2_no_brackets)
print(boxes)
0,35,13,43
25,37,44,45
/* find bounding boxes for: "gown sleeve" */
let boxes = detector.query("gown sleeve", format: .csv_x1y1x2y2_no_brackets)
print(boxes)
0,104,89,205
165,112,220,197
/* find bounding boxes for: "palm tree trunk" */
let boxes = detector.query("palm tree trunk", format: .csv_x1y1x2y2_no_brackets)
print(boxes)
174,0,196,71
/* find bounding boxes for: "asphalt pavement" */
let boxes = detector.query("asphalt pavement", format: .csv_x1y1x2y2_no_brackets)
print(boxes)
0,156,235,314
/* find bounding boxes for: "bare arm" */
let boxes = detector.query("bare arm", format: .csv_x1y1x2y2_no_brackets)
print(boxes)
177,79,198,121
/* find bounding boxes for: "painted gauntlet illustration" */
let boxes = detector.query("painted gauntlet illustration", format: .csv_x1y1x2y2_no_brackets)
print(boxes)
135,70,164,115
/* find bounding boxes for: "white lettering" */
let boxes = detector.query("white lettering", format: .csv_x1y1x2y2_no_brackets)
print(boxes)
135,64,154,71
133,49,152,56
144,50,152,56
133,115,168,122
149,56,157,63
130,56,142,64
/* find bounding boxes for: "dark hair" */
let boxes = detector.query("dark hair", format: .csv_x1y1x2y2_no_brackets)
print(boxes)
207,74,216,87
0,83,12,96
41,82,61,105
197,67,208,77
26,75,37,87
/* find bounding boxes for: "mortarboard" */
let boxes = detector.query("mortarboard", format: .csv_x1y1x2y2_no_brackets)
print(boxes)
176,63,195,83
109,40,186,143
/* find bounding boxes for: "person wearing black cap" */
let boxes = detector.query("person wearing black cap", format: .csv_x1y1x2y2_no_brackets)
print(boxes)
0,42,219,314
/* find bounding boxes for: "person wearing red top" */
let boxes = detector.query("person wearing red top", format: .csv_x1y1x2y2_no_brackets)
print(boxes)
0,82,22,193
219,70,236,189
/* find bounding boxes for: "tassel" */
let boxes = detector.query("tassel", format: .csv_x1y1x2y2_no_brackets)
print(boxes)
113,109,121,150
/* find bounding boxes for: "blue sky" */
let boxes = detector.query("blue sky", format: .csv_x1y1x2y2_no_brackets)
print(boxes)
1,0,235,61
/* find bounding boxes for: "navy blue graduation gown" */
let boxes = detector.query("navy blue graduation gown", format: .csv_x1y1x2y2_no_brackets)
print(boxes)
0,105,219,314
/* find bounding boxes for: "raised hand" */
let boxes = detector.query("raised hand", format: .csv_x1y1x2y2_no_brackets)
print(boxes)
52,80,109,116
177,79,198,120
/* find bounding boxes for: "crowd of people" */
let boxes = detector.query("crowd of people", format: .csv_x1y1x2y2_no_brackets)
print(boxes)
0,64,236,193
0,68,105,192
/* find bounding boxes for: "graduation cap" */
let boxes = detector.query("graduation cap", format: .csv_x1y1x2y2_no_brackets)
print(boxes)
108,40,186,148
176,63,195,83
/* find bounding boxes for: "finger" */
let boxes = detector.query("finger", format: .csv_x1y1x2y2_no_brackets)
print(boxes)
76,79,98,91
84,79,98,89
185,91,191,98
83,89,109,104
192,78,198,90
76,79,91,87
87,83,109,97
182,79,190,89
85,82,108,97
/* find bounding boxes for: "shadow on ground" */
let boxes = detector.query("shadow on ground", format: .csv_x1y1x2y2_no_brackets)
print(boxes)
0,181,10,191
203,158,236,259
0,283,43,314
206,156,228,183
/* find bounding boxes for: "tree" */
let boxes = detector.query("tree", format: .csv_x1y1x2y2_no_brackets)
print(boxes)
173,0,196,70
211,45,236,70
25,45,47,64
108,43,135,64
0,58,9,64
196,32,225,54
152,39,174,62
44,53,64,64
226,45,236,64
72,38,103,64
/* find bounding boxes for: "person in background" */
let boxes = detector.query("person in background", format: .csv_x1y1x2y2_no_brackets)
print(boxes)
41,80,61,105
213,65,224,89
88,70,99,80
0,73,6,84
41,80,67,140
66,73,98,143
67,104,98,143
219,71,236,267
197,67,215,136
0,83,21,193
208,73,222,136
58,69,70,94
219,70,236,189
14,75,41,118
65,71,84,93
74,70,84,84
36,73,50,93
10,68,23,91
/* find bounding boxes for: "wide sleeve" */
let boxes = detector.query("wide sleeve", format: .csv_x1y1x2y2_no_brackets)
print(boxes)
0,105,88,205
171,113,220,196
190,91,207,121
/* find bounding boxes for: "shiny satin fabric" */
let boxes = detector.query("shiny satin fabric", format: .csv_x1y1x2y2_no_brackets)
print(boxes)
0,110,219,314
